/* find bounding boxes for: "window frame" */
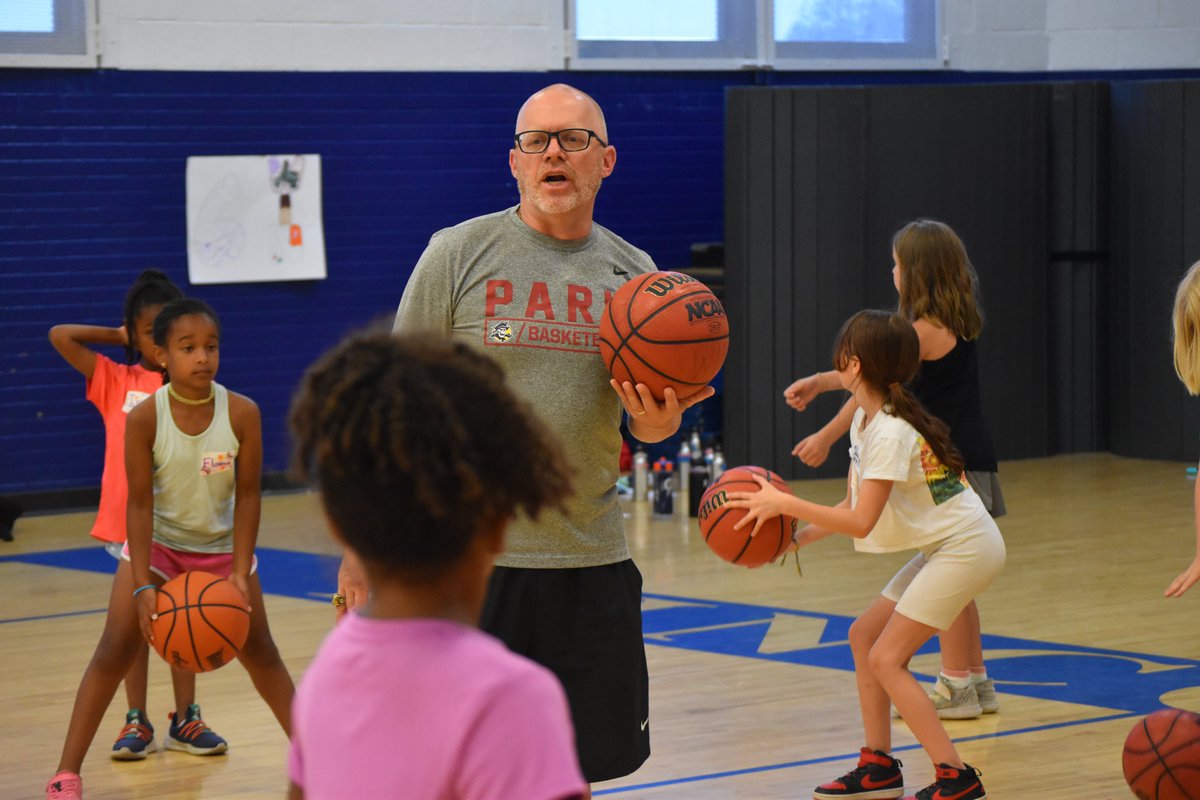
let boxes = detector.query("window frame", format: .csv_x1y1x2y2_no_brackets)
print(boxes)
566,0,943,72
568,0,765,71
0,0,96,69
772,0,942,70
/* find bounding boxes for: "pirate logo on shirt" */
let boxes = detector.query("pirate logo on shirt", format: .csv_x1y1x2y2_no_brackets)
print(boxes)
489,321,515,343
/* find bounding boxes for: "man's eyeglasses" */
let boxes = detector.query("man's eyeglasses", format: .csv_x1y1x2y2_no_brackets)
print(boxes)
513,129,608,154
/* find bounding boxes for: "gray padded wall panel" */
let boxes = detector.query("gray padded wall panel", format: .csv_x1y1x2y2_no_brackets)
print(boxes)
1110,81,1200,461
726,83,1052,478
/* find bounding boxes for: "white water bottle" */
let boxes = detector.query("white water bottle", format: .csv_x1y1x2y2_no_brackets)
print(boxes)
633,448,649,502
677,439,692,516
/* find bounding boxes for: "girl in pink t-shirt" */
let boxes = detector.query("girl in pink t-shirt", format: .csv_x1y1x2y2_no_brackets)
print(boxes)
48,270,226,762
287,329,586,800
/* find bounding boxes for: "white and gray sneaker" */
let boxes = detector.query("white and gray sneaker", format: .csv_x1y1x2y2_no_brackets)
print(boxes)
893,675,983,720
973,677,1000,714
928,675,983,719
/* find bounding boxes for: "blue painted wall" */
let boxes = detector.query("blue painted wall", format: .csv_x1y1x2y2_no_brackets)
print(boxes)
1,70,739,498
5,68,1197,500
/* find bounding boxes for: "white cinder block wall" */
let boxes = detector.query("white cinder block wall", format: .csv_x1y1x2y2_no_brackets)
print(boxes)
99,0,565,71
90,0,1200,73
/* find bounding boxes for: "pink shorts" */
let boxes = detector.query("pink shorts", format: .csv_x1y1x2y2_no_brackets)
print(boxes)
121,541,258,582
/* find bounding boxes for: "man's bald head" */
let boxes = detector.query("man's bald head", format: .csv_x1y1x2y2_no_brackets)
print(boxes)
516,84,608,141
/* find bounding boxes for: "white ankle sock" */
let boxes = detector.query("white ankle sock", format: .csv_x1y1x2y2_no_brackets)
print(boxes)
940,672,971,689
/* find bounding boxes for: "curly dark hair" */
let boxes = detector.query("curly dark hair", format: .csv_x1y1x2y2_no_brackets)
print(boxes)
289,328,574,580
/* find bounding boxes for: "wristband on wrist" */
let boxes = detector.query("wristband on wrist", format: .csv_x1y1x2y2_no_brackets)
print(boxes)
132,584,156,597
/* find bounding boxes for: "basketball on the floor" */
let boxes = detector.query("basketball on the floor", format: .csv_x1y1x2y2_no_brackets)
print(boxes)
697,466,797,568
598,271,729,401
1122,707,1200,799
152,571,250,673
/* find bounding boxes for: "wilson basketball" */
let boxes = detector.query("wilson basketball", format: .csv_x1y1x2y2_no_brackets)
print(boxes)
152,571,250,673
598,271,729,401
1123,708,1200,799
697,466,797,568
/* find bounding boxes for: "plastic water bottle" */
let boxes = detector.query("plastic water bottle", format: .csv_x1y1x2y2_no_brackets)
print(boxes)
689,428,702,458
688,456,709,517
653,458,674,517
676,439,692,517
711,446,726,480
633,448,649,501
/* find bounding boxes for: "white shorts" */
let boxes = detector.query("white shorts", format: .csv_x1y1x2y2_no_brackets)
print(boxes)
881,520,1006,631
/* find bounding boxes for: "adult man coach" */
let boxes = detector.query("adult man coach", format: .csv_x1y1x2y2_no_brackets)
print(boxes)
337,83,714,783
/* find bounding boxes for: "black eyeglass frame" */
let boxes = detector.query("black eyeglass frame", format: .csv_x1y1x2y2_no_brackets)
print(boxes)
513,128,609,154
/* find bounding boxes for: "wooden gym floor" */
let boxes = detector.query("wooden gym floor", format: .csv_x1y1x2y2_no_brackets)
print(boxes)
4,452,1198,799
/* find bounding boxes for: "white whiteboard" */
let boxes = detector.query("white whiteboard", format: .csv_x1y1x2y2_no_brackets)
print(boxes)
186,154,327,284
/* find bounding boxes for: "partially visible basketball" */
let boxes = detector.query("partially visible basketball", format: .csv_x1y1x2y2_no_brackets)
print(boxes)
598,271,729,401
697,466,797,568
1123,708,1200,799
152,571,250,673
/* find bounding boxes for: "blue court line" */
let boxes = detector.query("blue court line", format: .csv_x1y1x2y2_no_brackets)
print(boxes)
0,607,106,625
9,545,1198,786
639,591,1200,715
594,711,1140,795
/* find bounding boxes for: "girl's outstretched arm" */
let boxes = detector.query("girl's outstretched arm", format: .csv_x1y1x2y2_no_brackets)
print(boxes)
48,324,127,379
728,472,893,540
1165,469,1200,598
229,392,262,607
793,397,857,467
784,467,854,552
783,370,840,411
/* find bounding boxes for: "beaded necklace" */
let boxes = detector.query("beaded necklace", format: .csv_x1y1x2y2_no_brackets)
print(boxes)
167,383,214,405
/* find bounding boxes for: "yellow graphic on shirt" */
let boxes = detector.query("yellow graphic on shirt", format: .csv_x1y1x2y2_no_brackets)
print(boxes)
918,437,966,505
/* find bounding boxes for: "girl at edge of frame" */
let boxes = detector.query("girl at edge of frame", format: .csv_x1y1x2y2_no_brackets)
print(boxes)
45,298,294,800
48,268,229,759
729,309,1004,800
784,219,1004,721
1166,259,1200,599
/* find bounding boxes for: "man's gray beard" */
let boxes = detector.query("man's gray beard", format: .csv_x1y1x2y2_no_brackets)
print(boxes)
518,171,603,217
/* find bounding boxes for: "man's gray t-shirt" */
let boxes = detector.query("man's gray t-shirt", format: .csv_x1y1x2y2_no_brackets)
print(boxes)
394,206,656,569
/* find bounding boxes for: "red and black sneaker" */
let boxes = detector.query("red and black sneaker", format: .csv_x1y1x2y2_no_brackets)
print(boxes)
905,763,986,800
813,748,905,799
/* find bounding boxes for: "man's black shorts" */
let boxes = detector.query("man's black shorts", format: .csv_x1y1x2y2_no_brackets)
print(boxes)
480,559,650,783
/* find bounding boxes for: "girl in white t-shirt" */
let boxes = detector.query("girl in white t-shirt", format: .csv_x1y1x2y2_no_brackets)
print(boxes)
728,309,1004,800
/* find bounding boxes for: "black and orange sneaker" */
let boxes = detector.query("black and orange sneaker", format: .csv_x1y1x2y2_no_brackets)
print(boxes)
905,763,986,800
813,748,905,799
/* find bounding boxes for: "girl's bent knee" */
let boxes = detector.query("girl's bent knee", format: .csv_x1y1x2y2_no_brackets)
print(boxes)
865,646,905,679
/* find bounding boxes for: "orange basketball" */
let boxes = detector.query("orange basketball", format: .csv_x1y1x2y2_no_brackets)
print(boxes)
152,571,250,673
1123,708,1200,799
598,271,729,401
697,466,797,567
